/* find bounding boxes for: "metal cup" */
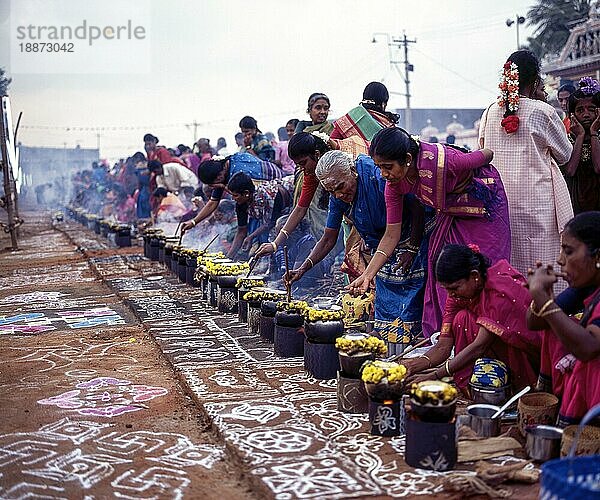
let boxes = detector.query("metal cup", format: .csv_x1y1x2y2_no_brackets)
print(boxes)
525,425,563,462
465,404,501,437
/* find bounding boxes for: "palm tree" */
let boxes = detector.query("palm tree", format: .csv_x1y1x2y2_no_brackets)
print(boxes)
527,0,591,58
0,67,11,95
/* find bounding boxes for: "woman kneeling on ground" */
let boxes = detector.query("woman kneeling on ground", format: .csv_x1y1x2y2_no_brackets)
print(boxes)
527,211,600,425
405,244,542,393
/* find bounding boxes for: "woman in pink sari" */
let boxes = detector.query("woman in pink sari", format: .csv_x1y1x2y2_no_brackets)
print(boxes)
405,244,541,392
350,127,511,337
527,211,600,425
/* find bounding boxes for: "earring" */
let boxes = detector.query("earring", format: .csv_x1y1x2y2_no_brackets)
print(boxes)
406,162,411,167
596,262,600,269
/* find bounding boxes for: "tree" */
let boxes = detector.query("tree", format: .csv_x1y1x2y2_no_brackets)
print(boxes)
0,67,11,95
526,0,591,58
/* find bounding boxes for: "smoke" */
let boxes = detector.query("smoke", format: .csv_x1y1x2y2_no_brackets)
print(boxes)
181,222,232,253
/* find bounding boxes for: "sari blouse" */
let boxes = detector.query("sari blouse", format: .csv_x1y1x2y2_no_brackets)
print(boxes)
440,260,541,352
440,260,542,389
385,143,488,224
210,152,282,201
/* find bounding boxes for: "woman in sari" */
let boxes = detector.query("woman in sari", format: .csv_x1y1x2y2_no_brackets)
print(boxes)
286,151,434,353
226,172,294,259
527,211,600,425
331,82,399,148
239,116,276,162
294,93,334,135
405,244,541,392
349,127,511,337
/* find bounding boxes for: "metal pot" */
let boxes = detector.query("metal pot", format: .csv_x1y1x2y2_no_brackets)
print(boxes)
465,404,501,437
469,383,512,407
525,425,563,462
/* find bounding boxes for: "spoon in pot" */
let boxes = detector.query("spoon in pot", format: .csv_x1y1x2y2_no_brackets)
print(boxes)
491,385,531,419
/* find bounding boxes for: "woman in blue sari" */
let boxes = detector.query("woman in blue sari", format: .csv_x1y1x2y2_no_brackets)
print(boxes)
286,150,435,352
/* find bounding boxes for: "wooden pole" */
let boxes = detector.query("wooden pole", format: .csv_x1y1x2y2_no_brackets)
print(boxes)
0,97,18,250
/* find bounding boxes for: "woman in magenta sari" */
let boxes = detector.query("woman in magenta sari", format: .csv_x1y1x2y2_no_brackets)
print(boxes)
527,211,600,425
404,244,541,392
349,127,511,337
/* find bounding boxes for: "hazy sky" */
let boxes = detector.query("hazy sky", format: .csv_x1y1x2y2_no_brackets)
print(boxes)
1,0,539,161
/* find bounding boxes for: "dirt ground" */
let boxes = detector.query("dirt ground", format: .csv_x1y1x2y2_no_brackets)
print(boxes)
0,211,258,500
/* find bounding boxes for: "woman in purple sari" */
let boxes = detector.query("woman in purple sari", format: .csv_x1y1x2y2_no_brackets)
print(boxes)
349,127,511,337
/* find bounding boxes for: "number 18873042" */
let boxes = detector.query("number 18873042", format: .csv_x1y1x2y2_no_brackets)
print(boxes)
19,42,75,53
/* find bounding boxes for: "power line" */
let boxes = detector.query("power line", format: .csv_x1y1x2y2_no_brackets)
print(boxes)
412,46,497,96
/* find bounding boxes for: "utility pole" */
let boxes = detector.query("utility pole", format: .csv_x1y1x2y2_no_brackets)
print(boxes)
372,32,416,132
506,15,525,50
186,120,200,144
0,96,20,250
96,133,101,152
401,32,416,133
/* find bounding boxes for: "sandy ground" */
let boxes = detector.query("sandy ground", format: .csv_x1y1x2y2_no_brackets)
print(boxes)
0,211,258,500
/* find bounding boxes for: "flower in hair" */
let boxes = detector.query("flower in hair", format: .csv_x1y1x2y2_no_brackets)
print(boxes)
410,134,421,145
311,131,330,143
467,243,481,253
500,115,520,134
578,76,600,96
211,155,226,161
497,62,520,113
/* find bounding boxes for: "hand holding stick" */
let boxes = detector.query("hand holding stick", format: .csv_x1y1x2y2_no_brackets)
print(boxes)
284,246,292,302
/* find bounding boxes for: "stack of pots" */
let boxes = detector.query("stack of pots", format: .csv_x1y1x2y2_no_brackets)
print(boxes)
335,332,382,413
158,235,178,264
107,222,120,245
362,360,408,437
100,219,111,238
185,249,199,286
274,301,307,358
115,224,132,247
205,260,249,311
241,287,284,335
206,259,232,307
405,380,458,471
236,276,266,323
303,304,345,379
194,252,227,302
143,229,163,258
170,245,182,274
86,214,98,231
177,248,191,282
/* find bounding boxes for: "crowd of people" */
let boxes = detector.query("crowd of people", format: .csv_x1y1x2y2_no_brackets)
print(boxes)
68,49,600,424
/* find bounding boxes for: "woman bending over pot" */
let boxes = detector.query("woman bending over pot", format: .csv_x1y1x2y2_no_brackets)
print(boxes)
404,244,541,392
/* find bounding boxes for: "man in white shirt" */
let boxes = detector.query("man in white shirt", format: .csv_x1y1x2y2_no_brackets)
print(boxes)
147,160,198,194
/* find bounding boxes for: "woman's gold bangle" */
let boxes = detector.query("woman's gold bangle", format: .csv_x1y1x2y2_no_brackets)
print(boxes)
281,228,290,238
375,249,389,259
270,241,278,252
445,359,452,376
419,354,432,368
540,307,562,318
530,298,554,317
306,257,315,269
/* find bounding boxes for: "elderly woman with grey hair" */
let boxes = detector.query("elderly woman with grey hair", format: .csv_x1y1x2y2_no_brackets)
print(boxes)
285,150,434,353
